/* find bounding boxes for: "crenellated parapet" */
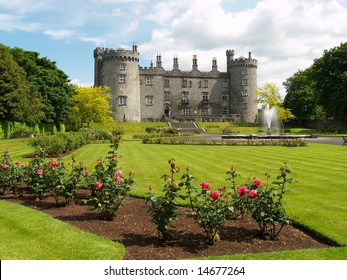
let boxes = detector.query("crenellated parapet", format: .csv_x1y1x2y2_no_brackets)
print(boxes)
94,47,139,63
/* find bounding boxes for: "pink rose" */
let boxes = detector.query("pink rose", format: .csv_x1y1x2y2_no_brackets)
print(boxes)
116,177,124,183
83,171,89,177
1,163,8,169
116,170,123,177
95,181,103,190
249,189,258,198
15,161,20,165
49,161,59,167
37,169,43,175
237,186,249,196
253,178,262,186
210,191,221,200
200,182,211,190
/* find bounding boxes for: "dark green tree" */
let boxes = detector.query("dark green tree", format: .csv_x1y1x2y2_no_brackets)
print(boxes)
10,48,76,130
283,68,325,122
0,44,43,124
310,42,347,120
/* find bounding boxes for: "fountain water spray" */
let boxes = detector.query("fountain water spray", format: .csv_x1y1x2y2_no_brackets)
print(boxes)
263,104,277,135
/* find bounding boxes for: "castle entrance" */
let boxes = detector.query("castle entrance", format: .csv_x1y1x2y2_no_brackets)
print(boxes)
164,104,171,117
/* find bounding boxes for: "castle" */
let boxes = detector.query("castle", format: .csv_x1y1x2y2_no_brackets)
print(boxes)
94,44,258,123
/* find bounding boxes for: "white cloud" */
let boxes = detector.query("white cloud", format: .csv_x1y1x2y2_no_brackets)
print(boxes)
0,0,51,14
44,29,75,40
1,0,346,89
139,0,347,92
122,21,139,35
70,79,94,87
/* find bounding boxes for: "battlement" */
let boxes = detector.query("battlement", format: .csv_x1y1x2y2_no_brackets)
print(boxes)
94,45,139,62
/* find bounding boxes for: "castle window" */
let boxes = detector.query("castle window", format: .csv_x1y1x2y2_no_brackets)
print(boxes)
200,108,208,115
222,93,228,101
182,79,188,88
222,80,228,89
164,91,170,101
164,79,170,87
242,103,247,109
182,108,191,116
118,96,127,106
146,76,152,85
202,92,209,103
242,90,248,97
119,63,126,70
203,79,209,88
242,79,248,86
181,92,189,103
145,96,153,106
198,81,202,88
189,81,193,88
222,107,229,115
119,74,126,84
242,68,248,74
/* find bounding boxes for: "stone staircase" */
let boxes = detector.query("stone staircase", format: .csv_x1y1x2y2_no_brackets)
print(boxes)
168,122,206,134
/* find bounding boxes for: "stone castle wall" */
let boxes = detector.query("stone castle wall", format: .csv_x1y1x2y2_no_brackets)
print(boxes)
94,46,258,123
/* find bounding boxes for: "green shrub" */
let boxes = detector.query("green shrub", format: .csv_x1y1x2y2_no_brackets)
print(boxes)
29,132,88,156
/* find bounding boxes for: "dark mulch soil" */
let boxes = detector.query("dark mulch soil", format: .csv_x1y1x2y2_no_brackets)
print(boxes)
2,190,330,260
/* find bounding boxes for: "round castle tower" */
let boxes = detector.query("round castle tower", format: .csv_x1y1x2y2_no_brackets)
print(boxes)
94,44,141,122
227,50,258,123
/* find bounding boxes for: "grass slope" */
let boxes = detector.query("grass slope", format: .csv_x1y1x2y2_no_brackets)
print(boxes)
0,200,124,260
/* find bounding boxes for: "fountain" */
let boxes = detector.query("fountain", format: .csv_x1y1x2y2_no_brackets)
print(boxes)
221,103,317,140
263,104,277,135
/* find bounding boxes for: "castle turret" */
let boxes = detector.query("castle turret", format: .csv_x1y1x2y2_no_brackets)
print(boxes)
93,45,141,122
227,50,258,122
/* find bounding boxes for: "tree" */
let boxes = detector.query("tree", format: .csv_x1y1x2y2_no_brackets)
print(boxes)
0,44,43,125
257,82,295,123
10,48,76,130
283,68,325,122
310,42,347,120
72,86,115,127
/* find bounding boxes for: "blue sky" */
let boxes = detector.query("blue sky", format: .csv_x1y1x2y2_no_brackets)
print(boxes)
1,0,347,92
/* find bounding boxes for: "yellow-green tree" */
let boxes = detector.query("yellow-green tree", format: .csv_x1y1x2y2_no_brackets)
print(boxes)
72,86,115,127
257,82,295,123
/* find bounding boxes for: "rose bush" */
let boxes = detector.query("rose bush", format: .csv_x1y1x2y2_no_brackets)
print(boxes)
145,158,184,241
227,164,293,240
147,160,294,244
182,170,234,245
83,140,135,221
0,151,24,195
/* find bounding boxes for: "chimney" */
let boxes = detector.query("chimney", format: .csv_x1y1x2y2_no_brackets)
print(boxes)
156,53,162,68
192,55,198,71
173,55,179,70
212,57,218,72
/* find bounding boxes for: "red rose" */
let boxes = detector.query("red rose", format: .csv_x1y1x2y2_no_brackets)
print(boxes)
237,186,249,196
253,178,262,186
249,189,258,198
210,191,221,200
200,182,211,190
95,181,103,190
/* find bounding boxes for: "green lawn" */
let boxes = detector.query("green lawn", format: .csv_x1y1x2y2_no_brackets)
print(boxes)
116,141,347,247
0,200,124,260
1,135,346,259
